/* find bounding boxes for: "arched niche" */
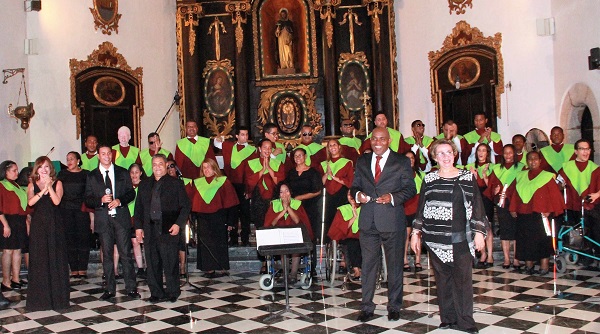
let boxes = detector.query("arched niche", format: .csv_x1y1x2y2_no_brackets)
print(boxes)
559,82,600,161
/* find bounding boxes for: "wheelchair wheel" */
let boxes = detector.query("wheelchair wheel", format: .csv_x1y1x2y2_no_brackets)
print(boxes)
259,274,274,290
300,273,313,290
555,256,567,274
565,252,578,265
325,241,337,285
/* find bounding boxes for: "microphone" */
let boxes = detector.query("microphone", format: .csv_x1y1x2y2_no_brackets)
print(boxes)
173,91,181,105
104,188,112,206
46,147,55,157
174,165,183,178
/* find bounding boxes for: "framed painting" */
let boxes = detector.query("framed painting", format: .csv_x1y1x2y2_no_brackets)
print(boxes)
93,76,125,106
447,56,480,88
203,67,234,118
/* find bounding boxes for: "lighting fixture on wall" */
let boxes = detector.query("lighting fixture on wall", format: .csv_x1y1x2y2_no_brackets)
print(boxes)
24,0,41,12
3,68,35,131
589,47,600,70
536,18,555,36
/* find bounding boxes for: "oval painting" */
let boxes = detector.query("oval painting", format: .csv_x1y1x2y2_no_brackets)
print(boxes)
275,94,302,134
204,68,234,117
340,62,368,111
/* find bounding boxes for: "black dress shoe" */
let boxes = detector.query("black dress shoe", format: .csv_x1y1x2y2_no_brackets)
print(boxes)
10,281,21,290
1,284,11,292
439,322,457,329
115,274,123,280
462,327,479,333
148,296,162,303
168,296,178,303
127,291,141,299
100,291,115,300
388,310,400,321
356,310,375,322
19,279,27,286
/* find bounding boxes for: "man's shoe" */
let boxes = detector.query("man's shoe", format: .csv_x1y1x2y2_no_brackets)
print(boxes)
439,322,457,329
168,296,178,303
100,291,115,300
148,296,162,303
388,310,400,321
136,269,146,279
356,310,374,322
463,327,479,334
127,291,141,299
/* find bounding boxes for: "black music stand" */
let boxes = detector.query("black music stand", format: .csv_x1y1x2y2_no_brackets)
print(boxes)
257,227,313,323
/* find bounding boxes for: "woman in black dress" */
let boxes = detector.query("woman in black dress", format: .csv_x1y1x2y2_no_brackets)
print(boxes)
287,148,322,242
58,152,91,279
26,156,70,311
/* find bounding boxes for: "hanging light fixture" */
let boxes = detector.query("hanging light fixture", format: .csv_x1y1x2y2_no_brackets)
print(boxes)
3,68,35,131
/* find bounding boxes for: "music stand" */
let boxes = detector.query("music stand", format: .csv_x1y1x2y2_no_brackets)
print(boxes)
180,221,208,294
257,227,313,323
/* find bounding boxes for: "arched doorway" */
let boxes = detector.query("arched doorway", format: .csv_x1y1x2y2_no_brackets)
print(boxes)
559,83,600,162
581,106,594,160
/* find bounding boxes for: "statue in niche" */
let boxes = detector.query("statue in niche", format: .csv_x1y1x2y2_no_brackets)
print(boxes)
275,8,295,74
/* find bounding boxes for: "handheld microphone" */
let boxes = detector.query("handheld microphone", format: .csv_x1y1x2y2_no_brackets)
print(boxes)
104,188,112,206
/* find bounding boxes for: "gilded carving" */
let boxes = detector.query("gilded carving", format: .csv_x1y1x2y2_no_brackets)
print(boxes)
448,0,473,15
89,0,121,35
363,0,388,44
315,0,340,49
388,0,399,127
208,17,227,61
428,21,504,127
203,109,236,138
257,85,321,148
339,9,362,54
69,41,143,139
181,4,202,56
226,2,250,54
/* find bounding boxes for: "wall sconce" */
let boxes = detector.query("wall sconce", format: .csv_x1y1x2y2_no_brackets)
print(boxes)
454,75,461,89
3,68,35,131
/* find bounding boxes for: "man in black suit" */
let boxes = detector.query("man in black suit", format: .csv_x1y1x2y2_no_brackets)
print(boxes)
134,154,190,303
85,144,140,300
351,127,416,322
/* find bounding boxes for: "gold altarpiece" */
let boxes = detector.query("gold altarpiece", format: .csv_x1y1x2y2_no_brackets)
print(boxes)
175,0,399,146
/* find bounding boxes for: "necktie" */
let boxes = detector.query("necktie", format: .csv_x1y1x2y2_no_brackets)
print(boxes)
375,155,382,183
104,170,113,194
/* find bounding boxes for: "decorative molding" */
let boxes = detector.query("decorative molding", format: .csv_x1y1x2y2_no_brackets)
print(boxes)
226,2,250,54
208,17,227,61
388,0,399,128
89,0,121,35
339,9,362,54
257,85,321,148
69,41,143,139
448,0,473,15
363,0,388,44
255,77,319,87
203,109,235,138
182,4,202,56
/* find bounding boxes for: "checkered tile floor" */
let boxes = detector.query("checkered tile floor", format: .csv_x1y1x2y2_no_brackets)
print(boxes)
1,261,600,333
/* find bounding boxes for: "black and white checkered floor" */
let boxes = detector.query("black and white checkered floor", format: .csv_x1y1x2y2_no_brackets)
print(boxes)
1,262,600,333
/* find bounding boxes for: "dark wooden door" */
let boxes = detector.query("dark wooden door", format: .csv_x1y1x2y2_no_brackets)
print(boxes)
442,85,485,135
81,105,133,149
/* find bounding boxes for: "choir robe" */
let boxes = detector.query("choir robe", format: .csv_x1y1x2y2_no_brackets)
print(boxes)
243,158,285,200
320,158,354,242
111,145,142,170
174,136,217,179
403,171,425,217
339,137,361,165
360,127,411,154
559,160,600,212
0,180,31,250
219,141,257,185
327,204,360,241
264,198,314,240
405,136,434,172
463,128,503,163
81,152,99,171
191,176,239,271
139,148,173,177
539,143,576,174
483,162,525,204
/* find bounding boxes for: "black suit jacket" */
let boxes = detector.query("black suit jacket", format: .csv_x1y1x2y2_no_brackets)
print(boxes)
133,175,191,242
350,150,416,232
85,165,136,233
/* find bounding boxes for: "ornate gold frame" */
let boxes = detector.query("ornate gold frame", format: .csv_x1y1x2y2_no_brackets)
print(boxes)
93,76,126,106
69,41,144,141
447,56,480,88
201,58,236,138
448,0,473,15
428,21,504,129
89,0,121,35
257,84,321,148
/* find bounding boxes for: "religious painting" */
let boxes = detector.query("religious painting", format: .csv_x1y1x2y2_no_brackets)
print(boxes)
274,95,302,134
93,76,125,106
203,67,234,118
447,56,480,88
339,61,369,111
256,0,311,79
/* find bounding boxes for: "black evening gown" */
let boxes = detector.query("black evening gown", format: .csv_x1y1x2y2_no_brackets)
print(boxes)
26,183,70,311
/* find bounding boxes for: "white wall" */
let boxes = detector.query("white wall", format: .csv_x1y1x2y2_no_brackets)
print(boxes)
22,0,179,166
395,0,556,140
0,1,31,166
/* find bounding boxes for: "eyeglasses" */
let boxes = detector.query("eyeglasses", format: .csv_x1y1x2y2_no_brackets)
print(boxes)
436,151,454,157
415,124,425,128
302,132,313,136
577,147,592,151
167,164,175,169
148,141,155,145
342,124,353,127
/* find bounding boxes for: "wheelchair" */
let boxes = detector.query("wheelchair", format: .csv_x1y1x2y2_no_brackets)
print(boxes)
259,252,313,291
555,200,600,273
325,240,387,290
